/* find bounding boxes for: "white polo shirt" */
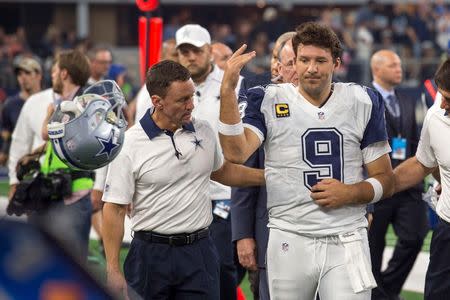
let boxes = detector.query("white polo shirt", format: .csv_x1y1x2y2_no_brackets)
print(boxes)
9,88,56,185
103,110,224,234
134,85,151,123
416,99,450,223
192,65,242,200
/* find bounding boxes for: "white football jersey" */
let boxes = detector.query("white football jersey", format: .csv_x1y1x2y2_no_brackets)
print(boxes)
192,65,242,200
416,99,450,223
241,82,391,236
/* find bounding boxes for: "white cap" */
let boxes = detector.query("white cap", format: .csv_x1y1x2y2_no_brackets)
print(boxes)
176,24,211,48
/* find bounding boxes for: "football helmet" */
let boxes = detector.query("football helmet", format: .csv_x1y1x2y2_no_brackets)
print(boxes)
47,80,127,170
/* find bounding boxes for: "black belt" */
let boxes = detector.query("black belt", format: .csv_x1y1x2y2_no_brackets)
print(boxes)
134,227,209,246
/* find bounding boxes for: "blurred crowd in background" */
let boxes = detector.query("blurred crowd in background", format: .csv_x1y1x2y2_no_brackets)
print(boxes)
0,1,449,117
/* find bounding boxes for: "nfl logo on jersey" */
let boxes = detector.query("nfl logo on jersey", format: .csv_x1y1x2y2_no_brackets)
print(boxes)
318,111,325,120
281,242,289,252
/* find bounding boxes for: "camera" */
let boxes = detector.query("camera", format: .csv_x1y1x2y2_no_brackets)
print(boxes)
7,169,73,216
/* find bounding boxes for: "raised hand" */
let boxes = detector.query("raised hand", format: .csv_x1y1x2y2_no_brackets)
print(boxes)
222,44,256,90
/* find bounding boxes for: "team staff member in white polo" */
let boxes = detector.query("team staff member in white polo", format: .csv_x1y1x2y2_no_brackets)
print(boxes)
176,24,243,300
103,60,264,299
394,58,450,300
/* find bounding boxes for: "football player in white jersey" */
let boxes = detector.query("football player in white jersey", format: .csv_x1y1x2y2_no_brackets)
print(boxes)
394,59,450,300
219,22,395,300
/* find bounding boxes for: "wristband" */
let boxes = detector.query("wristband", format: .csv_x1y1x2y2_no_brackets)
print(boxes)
218,120,244,136
365,177,383,203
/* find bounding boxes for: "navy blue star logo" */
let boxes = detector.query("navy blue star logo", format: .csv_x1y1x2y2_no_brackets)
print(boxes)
96,131,120,158
191,136,203,151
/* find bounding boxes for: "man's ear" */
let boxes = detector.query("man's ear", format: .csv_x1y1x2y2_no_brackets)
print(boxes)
60,68,69,81
334,57,341,69
151,95,163,110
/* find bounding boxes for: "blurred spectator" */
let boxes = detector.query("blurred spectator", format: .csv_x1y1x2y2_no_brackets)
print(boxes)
161,38,178,62
436,10,450,51
352,17,374,85
246,32,270,75
391,4,413,46
39,24,63,59
341,12,357,57
400,46,420,87
356,0,376,27
319,8,343,32
251,7,287,43
420,41,440,82
0,57,42,165
371,2,390,44
233,18,255,51
63,30,78,50
212,42,233,70
211,23,235,47
87,45,113,84
378,29,397,53
108,64,127,89
163,8,192,40
108,63,133,102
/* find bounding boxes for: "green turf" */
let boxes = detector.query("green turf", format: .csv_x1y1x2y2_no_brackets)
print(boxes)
0,180,9,196
386,223,432,252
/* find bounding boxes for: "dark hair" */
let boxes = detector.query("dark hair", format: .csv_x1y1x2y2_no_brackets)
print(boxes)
435,58,450,92
292,22,343,61
57,50,90,86
146,60,191,98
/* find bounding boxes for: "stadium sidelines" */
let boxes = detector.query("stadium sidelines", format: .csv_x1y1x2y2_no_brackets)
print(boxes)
0,196,426,293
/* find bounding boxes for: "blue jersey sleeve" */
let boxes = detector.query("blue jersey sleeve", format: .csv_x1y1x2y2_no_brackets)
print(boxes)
361,88,388,150
240,86,267,139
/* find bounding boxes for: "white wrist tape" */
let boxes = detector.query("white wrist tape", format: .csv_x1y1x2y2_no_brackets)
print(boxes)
365,177,383,203
218,120,244,136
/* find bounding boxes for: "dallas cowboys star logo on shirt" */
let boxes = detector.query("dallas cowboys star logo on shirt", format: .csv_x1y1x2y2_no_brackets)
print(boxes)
191,136,203,150
96,131,120,158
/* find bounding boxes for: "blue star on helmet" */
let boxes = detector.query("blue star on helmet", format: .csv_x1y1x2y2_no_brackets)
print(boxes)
96,131,120,158
191,136,203,151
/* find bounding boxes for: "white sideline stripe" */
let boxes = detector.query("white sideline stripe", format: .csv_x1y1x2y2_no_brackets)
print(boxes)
0,196,427,293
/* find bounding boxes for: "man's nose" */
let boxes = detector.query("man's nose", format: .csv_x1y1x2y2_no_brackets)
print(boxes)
307,62,318,73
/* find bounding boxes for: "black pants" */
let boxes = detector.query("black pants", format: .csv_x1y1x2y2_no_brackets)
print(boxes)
425,218,450,300
369,193,429,300
210,201,237,300
124,235,220,299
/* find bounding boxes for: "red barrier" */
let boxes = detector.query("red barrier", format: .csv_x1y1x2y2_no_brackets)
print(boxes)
148,17,163,68
237,286,246,300
138,17,147,84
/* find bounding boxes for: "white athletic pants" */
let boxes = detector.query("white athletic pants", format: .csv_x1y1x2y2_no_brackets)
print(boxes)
266,228,372,300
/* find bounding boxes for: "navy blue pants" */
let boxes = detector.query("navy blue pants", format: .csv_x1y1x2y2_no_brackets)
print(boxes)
211,201,237,300
124,234,220,299
425,218,450,300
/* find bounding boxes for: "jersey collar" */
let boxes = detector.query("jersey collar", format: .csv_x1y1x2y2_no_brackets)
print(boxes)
140,108,195,140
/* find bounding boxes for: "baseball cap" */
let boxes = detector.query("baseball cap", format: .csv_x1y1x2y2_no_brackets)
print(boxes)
176,24,211,48
15,57,42,74
108,64,127,81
